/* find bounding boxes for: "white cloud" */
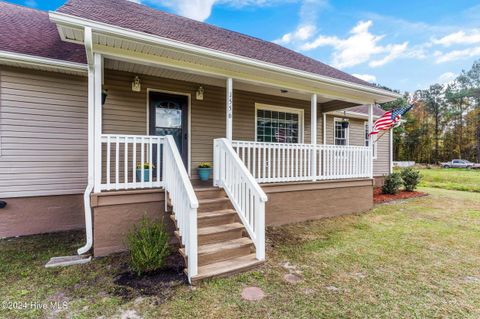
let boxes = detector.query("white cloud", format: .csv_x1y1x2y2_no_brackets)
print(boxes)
274,25,316,45
145,0,292,21
301,20,408,69
437,72,457,84
273,0,328,45
352,73,376,82
432,29,480,47
369,42,408,67
435,46,480,63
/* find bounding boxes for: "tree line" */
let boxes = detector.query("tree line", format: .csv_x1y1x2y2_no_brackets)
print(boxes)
377,60,480,164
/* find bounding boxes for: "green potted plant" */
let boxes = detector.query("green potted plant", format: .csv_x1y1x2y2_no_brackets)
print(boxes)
136,162,154,182
197,162,212,181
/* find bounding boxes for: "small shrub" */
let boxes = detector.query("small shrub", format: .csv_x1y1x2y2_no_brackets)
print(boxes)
401,167,422,192
126,215,170,276
382,172,403,195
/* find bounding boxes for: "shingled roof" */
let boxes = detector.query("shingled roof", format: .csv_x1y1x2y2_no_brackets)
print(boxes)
348,104,386,117
0,2,85,64
56,0,372,87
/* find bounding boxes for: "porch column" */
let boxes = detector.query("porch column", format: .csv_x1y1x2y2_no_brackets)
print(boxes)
311,94,317,181
323,113,327,144
368,104,374,178
226,78,233,140
93,53,104,192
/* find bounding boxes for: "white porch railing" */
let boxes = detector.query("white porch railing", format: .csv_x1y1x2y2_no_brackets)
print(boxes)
231,141,372,183
99,134,164,191
163,135,199,281
213,138,267,260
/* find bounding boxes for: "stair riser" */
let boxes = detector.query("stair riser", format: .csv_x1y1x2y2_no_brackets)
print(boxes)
198,229,243,245
199,245,253,266
198,201,232,213
196,190,227,199
198,214,237,227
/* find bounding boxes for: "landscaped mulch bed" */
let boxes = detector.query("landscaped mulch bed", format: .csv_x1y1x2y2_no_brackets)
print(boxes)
113,252,187,301
374,187,428,204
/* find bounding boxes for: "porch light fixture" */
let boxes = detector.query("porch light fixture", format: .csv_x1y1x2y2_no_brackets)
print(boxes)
102,89,108,105
341,111,349,128
196,86,205,100
132,76,141,92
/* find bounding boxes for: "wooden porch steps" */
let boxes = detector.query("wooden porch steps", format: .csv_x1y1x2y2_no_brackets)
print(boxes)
192,253,263,283
171,184,263,283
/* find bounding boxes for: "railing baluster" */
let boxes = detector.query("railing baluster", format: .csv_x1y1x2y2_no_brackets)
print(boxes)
115,136,119,190
124,137,128,189
141,137,145,188
132,137,137,186
106,135,111,190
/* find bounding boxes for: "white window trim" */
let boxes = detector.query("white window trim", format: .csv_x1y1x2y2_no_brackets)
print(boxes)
364,121,378,159
333,117,349,146
254,103,304,143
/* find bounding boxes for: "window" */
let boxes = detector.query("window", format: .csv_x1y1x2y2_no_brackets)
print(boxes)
256,104,303,143
334,118,348,145
365,122,377,159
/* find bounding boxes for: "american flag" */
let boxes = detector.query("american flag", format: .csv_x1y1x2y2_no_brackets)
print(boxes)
369,105,413,135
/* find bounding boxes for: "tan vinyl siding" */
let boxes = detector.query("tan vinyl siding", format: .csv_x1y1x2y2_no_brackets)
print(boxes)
324,114,391,176
0,67,88,198
102,70,315,178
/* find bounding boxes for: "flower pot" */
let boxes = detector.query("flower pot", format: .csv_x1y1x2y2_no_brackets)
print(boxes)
198,167,212,181
136,169,150,182
341,121,349,129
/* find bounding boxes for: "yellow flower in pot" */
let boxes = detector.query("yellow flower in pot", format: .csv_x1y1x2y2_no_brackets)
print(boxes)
136,162,155,182
197,162,212,181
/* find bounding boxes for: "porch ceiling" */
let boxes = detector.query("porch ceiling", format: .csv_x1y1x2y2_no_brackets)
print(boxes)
50,14,400,105
104,58,332,103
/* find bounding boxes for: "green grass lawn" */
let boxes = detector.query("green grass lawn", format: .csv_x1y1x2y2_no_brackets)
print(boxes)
418,168,480,192
2,186,480,318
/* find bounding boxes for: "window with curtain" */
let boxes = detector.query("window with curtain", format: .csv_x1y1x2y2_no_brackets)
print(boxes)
334,119,348,145
256,105,302,143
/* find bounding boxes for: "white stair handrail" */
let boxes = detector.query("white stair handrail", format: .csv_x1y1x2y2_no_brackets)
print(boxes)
214,138,267,260
163,135,199,282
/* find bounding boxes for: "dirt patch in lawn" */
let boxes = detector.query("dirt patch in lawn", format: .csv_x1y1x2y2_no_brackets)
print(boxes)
113,252,187,302
374,187,428,204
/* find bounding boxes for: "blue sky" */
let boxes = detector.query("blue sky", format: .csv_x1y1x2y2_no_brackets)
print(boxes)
8,0,480,92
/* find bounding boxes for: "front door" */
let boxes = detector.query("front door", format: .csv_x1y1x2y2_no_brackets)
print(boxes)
149,92,189,169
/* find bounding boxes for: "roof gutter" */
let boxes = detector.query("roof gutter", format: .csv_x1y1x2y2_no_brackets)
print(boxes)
0,50,87,73
48,12,401,102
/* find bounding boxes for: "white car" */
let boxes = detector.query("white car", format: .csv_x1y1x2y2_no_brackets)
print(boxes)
440,159,479,169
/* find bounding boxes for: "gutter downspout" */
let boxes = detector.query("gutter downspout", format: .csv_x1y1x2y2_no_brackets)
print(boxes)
78,27,95,255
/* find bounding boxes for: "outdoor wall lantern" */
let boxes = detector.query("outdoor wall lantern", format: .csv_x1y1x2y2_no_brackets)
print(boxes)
341,111,349,128
196,86,205,100
132,76,141,92
102,88,108,105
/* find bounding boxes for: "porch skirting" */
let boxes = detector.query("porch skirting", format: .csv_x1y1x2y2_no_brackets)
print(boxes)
0,194,85,238
262,179,374,226
90,189,175,257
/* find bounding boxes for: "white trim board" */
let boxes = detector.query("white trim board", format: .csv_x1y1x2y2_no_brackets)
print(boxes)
254,103,305,144
364,121,378,159
0,50,87,75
